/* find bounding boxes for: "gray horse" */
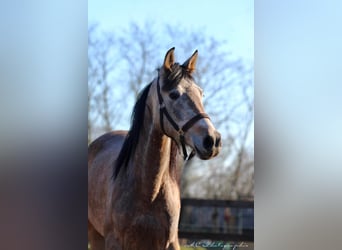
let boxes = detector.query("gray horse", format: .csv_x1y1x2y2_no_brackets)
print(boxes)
88,48,221,250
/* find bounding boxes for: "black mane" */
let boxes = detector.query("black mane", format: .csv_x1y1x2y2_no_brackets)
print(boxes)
113,64,191,180
113,83,152,179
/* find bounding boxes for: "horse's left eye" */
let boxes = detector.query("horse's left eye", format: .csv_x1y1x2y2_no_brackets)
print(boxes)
169,91,180,100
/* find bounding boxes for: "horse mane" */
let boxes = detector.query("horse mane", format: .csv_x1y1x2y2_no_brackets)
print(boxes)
113,64,191,180
113,82,152,179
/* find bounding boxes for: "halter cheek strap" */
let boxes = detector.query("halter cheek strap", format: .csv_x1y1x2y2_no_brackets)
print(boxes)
156,75,210,160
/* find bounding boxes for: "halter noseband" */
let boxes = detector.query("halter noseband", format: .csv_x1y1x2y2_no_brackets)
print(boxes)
156,75,210,161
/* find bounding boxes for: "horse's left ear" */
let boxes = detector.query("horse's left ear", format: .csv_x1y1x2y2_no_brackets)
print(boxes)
182,50,198,74
163,47,175,72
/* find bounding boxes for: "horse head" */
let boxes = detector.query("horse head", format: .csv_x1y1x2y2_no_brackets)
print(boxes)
154,47,222,160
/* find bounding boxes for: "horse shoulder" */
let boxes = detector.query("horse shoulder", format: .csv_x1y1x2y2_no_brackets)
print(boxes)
88,130,128,236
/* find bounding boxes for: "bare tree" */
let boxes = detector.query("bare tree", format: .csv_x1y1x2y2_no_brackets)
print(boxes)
88,22,254,200
163,26,254,200
88,24,121,141
116,22,161,99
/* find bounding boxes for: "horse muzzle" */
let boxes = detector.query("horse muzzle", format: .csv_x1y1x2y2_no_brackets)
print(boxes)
193,130,222,160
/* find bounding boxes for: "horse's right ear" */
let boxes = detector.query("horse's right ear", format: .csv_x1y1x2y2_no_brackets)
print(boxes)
163,47,175,72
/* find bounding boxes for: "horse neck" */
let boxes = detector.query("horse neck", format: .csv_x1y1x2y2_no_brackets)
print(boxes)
130,89,181,201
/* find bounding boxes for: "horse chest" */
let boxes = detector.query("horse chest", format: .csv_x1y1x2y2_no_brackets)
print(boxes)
112,191,180,245
123,198,179,230
125,204,177,248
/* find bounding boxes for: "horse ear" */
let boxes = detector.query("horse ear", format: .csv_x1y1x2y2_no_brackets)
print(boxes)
163,47,175,72
182,50,198,74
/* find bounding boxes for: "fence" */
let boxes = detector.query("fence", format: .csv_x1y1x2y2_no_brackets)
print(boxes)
179,199,254,242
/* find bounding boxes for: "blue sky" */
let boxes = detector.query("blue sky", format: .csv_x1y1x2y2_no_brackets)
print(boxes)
88,0,254,145
88,0,254,61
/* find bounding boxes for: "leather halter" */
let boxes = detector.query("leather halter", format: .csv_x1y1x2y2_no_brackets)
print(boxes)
156,75,210,160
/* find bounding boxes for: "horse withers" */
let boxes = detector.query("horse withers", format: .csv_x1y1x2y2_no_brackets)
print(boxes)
88,48,222,250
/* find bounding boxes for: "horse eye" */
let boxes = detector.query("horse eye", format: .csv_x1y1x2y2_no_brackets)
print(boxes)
169,91,180,100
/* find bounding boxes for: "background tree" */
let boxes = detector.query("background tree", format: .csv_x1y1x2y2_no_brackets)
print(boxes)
88,24,119,142
88,22,254,200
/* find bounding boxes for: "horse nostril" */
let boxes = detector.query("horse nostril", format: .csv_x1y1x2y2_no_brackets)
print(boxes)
203,135,214,150
215,132,221,147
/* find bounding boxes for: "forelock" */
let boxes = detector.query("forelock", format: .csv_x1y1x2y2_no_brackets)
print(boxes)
162,63,192,91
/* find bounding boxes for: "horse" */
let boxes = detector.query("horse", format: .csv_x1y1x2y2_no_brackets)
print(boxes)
88,47,222,250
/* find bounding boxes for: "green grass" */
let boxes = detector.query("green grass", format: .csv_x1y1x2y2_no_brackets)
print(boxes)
181,247,207,250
